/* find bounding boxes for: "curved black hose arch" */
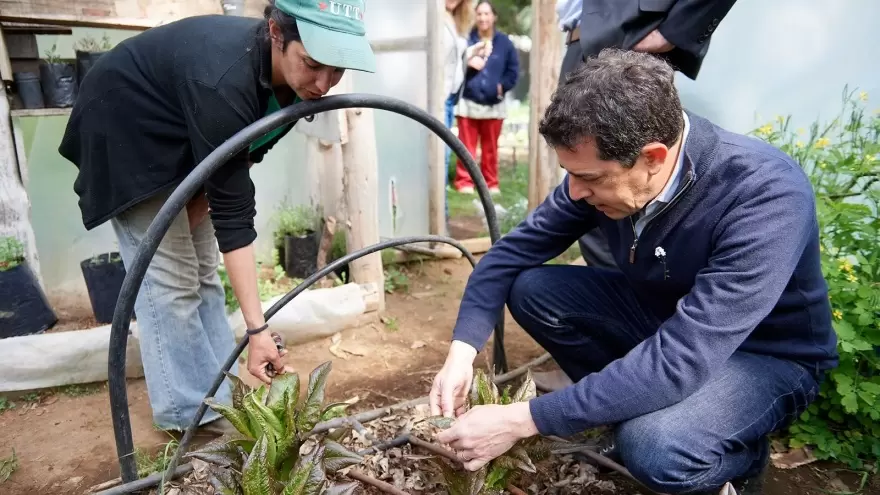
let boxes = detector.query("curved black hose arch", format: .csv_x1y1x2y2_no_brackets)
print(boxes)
107,94,507,484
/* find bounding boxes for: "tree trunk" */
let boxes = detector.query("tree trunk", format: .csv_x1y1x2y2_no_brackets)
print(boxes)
527,0,564,210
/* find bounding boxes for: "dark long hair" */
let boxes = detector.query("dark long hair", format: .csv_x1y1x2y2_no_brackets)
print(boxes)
263,0,301,49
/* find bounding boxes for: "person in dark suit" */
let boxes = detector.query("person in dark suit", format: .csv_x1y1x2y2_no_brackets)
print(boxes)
556,0,739,270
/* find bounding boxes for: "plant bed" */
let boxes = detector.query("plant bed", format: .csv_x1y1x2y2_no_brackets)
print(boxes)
165,354,642,495
80,252,128,324
0,237,57,339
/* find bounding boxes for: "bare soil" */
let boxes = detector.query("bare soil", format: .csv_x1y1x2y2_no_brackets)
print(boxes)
0,258,874,494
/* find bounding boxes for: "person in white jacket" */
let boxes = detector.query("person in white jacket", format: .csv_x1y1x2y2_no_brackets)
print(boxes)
442,0,473,214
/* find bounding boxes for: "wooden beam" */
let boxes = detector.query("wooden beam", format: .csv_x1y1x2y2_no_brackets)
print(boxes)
370,36,426,53
10,108,71,117
527,0,563,210
0,66,42,281
341,106,385,311
0,14,160,31
0,25,12,81
426,0,447,237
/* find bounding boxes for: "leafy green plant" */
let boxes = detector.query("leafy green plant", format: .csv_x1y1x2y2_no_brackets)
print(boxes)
87,252,122,266
187,362,362,494
428,369,549,494
0,237,24,272
751,87,880,467
74,33,113,52
273,202,322,246
43,44,61,64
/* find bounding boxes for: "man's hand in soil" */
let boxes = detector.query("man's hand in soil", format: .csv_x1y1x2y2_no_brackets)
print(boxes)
436,402,539,471
430,340,478,418
248,331,292,384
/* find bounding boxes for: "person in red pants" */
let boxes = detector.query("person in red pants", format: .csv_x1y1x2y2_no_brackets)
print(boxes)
452,1,519,194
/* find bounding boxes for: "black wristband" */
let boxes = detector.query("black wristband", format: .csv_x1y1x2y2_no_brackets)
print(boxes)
246,323,269,335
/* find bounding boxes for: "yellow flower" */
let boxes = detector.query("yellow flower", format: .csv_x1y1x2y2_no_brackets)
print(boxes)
819,162,827,169
847,273,858,283
859,91,868,102
833,309,843,320
797,128,805,135
866,154,876,162
795,141,804,148
838,259,853,273
776,115,785,123
814,137,830,149
757,124,773,135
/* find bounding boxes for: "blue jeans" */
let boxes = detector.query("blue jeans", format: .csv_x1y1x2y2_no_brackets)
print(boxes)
507,265,820,494
111,190,235,430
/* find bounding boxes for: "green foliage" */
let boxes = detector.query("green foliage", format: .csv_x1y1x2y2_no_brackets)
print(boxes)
751,87,880,467
428,369,549,494
0,237,24,272
188,362,362,494
74,33,113,52
273,202,322,247
484,0,532,35
43,43,61,64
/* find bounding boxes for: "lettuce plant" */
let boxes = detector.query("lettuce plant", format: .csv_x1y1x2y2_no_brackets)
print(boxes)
430,369,549,495
187,361,362,495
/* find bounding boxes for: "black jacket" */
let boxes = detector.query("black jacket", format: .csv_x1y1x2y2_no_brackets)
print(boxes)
578,0,738,79
59,15,295,253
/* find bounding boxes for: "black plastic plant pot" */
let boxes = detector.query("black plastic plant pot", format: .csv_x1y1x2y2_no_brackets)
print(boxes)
283,231,319,279
80,253,128,324
74,50,105,87
0,261,57,339
13,71,45,109
39,61,77,108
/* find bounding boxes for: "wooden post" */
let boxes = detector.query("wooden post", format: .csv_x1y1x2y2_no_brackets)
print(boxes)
527,0,563,210
0,26,41,280
342,107,385,311
426,0,447,237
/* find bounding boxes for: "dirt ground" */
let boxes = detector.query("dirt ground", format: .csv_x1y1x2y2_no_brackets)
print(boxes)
0,257,875,494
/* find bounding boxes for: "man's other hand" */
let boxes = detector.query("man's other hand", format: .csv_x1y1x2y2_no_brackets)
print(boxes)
633,29,675,53
186,194,210,232
436,402,539,471
430,341,478,418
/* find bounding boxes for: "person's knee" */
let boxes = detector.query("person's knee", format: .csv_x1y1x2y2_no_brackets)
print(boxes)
617,418,714,493
506,267,558,330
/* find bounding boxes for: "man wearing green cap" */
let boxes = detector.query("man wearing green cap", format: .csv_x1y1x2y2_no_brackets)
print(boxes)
58,0,375,433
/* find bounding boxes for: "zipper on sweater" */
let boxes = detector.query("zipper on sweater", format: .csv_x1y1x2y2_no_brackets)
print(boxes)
628,170,695,264
629,217,638,263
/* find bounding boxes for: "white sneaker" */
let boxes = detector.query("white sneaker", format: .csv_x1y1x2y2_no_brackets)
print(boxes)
457,186,475,194
489,187,501,195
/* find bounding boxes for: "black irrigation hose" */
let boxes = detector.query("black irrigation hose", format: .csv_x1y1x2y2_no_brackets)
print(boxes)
106,93,507,486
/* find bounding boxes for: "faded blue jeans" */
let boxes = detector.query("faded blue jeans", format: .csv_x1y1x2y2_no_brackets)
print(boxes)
111,190,235,430
507,265,820,494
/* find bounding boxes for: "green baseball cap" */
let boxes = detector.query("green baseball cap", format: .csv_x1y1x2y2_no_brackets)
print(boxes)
275,0,376,73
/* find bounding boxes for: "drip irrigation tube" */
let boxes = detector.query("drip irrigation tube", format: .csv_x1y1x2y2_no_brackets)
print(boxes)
106,93,507,486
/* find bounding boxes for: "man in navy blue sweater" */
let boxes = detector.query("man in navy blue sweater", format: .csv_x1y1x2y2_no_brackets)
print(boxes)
430,49,838,494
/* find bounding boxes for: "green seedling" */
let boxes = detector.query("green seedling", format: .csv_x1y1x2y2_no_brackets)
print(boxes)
429,368,549,495
188,361,362,494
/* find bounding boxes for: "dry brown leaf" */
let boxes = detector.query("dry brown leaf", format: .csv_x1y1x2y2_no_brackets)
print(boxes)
770,447,817,469
340,344,368,356
329,343,349,360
